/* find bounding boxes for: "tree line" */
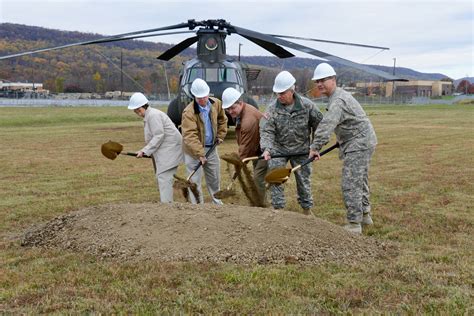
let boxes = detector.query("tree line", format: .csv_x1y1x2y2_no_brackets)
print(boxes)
0,23,451,96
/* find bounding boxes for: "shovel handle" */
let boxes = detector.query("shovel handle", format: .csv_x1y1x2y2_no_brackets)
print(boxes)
242,152,308,163
187,141,219,180
121,152,151,158
292,143,340,172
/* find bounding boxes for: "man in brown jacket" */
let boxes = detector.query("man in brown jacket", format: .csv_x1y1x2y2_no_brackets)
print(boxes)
221,87,268,203
181,78,228,204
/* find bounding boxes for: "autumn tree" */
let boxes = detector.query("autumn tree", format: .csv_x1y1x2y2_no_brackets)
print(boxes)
456,80,472,94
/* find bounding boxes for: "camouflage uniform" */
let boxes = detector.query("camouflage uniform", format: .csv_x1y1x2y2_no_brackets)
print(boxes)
310,87,377,223
260,93,323,209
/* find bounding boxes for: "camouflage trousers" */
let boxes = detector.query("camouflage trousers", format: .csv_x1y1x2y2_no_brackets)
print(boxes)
268,156,313,209
341,147,375,223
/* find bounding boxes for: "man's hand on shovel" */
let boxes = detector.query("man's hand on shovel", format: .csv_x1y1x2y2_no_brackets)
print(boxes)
308,149,321,161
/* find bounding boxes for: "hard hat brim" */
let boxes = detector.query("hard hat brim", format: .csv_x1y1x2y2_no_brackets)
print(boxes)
273,86,287,93
128,103,144,110
222,93,242,109
191,85,210,98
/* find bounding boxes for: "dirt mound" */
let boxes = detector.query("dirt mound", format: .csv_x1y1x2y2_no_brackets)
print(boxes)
21,203,395,265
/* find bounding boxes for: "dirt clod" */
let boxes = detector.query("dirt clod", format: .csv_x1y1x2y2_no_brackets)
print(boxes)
21,202,396,265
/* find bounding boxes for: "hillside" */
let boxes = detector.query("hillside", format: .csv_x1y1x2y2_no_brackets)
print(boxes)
0,23,451,94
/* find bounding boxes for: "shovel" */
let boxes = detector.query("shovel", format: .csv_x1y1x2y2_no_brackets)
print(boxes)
215,152,309,199
213,168,240,199
221,151,309,167
173,141,219,201
264,143,339,184
101,140,150,160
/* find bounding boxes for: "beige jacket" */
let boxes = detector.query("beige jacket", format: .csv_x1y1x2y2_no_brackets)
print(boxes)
181,97,228,158
141,107,183,174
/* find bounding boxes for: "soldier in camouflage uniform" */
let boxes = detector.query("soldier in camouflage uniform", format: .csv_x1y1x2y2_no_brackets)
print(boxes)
309,63,377,234
261,71,323,213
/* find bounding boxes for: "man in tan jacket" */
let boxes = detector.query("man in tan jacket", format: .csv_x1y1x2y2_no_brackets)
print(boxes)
128,92,183,203
181,79,228,204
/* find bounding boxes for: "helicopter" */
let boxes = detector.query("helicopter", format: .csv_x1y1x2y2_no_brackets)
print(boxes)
0,19,404,126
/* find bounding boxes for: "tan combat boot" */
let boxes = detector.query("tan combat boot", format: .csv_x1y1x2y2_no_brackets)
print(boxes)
344,223,362,234
362,213,373,225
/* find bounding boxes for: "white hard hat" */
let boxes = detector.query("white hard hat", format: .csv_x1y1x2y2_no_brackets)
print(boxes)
312,63,336,81
128,92,149,110
190,78,210,98
273,71,296,93
222,87,242,109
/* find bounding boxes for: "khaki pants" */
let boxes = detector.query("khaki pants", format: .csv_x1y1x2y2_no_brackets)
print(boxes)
156,166,178,203
252,159,268,205
184,147,222,204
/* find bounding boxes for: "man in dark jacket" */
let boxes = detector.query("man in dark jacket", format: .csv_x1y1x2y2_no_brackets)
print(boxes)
221,87,268,205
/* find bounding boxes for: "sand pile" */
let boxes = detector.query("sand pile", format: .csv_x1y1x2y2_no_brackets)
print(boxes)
21,202,395,265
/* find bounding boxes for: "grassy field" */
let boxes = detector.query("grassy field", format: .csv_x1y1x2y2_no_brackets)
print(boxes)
1,104,473,313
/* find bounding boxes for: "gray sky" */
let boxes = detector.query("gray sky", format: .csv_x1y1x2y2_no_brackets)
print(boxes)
1,0,473,79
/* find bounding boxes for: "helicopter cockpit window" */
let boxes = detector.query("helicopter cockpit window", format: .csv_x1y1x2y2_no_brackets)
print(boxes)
186,67,241,84
187,68,205,83
218,68,239,83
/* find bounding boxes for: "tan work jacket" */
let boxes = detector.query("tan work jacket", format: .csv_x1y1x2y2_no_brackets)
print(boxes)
181,97,228,158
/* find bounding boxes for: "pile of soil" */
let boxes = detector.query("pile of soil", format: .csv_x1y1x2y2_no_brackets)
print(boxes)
21,203,395,265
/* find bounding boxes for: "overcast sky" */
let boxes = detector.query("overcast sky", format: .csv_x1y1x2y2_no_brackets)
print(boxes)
1,0,472,79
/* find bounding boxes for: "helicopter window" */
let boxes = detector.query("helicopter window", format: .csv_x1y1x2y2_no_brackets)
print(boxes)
218,68,238,83
186,67,240,84
187,68,204,83
205,68,219,82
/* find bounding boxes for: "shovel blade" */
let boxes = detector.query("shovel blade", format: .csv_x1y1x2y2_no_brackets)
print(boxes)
101,141,123,160
264,168,292,184
213,189,236,199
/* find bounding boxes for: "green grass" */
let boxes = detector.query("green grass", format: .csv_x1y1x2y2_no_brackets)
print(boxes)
1,105,473,313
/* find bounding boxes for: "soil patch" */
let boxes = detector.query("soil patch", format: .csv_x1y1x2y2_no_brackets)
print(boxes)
21,203,396,265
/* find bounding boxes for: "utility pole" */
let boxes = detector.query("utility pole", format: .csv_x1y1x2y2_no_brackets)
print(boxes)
163,63,171,101
120,50,123,99
238,43,243,61
392,58,396,101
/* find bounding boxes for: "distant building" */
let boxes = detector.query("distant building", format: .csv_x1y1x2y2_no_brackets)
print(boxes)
356,79,454,98
0,81,49,98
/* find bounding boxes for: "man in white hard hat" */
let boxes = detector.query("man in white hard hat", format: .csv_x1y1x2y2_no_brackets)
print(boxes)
128,92,183,203
181,78,228,204
260,70,323,214
308,62,377,234
221,87,268,206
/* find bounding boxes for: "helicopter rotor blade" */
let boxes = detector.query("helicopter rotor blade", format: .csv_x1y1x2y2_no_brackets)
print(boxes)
0,22,192,60
266,35,400,80
231,24,400,80
157,36,199,61
90,30,195,45
269,34,390,50
230,26,294,58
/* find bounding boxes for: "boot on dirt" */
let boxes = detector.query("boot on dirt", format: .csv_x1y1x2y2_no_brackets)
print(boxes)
362,213,373,225
344,223,362,234
302,208,311,215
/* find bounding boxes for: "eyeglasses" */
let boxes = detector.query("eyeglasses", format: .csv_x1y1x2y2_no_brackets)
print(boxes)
314,76,334,84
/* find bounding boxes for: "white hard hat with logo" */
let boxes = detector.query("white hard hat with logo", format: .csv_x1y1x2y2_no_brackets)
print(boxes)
222,87,242,109
190,78,210,98
273,71,296,93
312,63,336,81
128,92,149,110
